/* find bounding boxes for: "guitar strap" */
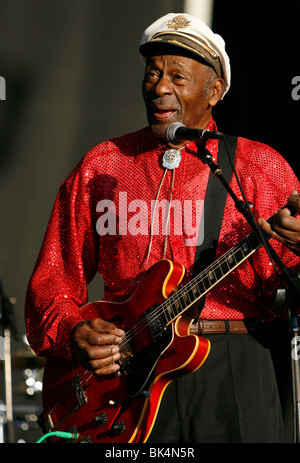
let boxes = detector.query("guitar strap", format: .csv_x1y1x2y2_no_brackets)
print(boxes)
192,135,238,317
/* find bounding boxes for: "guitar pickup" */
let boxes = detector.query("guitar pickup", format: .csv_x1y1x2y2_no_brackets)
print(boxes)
145,309,167,338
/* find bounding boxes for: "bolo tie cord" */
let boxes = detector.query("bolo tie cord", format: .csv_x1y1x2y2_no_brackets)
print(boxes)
145,167,176,265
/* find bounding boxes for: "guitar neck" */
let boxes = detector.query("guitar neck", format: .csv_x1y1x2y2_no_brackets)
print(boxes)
159,228,264,325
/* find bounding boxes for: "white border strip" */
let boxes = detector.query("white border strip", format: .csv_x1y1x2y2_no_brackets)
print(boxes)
183,0,214,26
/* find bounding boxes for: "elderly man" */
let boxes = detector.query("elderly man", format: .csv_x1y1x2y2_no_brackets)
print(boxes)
25,13,300,443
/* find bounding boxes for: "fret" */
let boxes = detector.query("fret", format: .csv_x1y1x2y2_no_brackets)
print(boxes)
220,257,231,273
208,270,216,283
163,296,186,324
241,241,250,254
164,304,173,323
213,264,224,281
183,290,191,306
173,298,184,316
196,278,207,295
187,287,197,303
227,253,235,267
201,275,211,291
182,292,188,305
191,283,200,298
172,300,180,317
233,247,244,262
174,299,181,312
240,236,257,255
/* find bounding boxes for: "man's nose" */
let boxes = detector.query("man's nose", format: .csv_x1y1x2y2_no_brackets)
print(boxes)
153,75,172,96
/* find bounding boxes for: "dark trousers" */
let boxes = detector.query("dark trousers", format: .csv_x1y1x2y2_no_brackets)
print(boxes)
147,330,285,443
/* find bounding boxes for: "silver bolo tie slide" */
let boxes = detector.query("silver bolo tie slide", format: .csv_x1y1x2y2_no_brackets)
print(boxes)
162,149,182,170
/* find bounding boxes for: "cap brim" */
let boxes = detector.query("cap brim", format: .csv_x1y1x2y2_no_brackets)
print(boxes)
139,33,222,78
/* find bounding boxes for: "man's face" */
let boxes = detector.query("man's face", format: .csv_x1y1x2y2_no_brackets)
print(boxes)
142,52,222,143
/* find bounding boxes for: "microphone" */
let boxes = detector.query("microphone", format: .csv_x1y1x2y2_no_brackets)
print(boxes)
165,122,223,144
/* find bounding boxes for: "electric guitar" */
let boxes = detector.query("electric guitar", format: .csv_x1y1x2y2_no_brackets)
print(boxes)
41,207,293,443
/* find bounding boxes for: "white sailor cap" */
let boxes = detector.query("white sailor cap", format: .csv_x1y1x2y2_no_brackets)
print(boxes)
139,13,231,98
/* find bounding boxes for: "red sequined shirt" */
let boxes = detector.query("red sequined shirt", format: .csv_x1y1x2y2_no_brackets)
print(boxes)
25,119,300,360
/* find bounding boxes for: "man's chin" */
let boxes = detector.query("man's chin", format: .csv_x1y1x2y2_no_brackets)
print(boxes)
149,121,172,140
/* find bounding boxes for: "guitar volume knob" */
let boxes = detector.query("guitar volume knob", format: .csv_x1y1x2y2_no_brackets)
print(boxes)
113,421,126,435
95,412,107,426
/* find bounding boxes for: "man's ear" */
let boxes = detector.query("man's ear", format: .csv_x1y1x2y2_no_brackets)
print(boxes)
209,78,224,107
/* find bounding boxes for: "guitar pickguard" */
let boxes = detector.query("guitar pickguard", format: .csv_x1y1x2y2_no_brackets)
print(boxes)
123,324,173,397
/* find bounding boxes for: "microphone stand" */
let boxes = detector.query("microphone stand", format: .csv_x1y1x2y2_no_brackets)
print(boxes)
0,281,18,443
197,138,300,443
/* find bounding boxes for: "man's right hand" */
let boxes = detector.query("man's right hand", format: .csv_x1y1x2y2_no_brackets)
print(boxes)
71,318,125,375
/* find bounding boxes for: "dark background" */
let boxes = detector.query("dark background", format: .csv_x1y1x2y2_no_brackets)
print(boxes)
0,0,299,443
213,0,300,178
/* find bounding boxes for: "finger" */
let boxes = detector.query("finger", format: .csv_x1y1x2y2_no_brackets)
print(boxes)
83,357,121,376
287,190,300,210
273,209,300,232
86,331,124,347
89,353,121,371
257,217,287,243
257,217,273,235
88,344,120,361
93,362,121,376
258,216,300,247
89,318,125,337
79,345,121,373
89,348,121,376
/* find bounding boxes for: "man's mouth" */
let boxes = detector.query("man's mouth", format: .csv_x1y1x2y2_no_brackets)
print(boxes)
151,108,177,121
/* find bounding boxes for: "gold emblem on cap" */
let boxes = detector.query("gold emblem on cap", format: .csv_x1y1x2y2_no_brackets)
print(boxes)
167,15,191,30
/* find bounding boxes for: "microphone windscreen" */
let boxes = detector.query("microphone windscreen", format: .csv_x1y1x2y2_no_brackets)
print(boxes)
165,122,185,144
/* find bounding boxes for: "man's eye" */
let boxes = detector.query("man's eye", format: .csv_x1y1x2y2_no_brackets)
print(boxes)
145,70,159,81
173,74,184,80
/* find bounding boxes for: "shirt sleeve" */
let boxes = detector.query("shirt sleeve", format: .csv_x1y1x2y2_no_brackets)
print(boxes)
25,156,101,360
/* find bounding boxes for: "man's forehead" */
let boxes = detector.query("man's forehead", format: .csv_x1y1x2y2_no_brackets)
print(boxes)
145,45,211,69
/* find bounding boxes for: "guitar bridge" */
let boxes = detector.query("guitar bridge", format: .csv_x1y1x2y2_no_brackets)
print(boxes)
118,334,134,367
72,374,87,407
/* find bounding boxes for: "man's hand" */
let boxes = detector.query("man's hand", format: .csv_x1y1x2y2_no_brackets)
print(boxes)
258,190,300,255
71,318,125,375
